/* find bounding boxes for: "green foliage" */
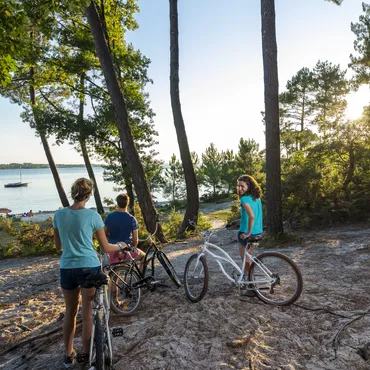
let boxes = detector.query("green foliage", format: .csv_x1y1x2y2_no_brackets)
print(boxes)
205,209,232,222
17,220,57,256
161,209,211,240
200,191,231,203
350,3,370,86
0,218,57,257
0,218,17,236
228,197,241,224
236,138,265,185
220,149,239,194
162,154,186,202
161,208,184,239
312,60,349,135
201,143,224,196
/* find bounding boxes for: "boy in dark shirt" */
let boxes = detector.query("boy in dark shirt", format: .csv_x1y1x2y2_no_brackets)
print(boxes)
104,194,145,270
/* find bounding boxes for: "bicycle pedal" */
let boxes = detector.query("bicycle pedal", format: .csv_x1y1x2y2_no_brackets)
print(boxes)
112,327,124,337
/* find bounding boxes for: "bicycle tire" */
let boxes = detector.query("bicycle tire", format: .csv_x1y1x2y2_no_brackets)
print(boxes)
94,309,105,370
157,251,181,287
184,253,209,302
110,264,142,315
248,252,303,306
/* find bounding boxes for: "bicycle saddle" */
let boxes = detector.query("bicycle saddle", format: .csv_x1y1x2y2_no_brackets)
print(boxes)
84,270,108,288
247,235,263,242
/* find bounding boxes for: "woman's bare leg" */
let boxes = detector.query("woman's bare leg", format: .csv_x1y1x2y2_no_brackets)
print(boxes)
62,288,80,355
238,244,254,274
80,287,96,354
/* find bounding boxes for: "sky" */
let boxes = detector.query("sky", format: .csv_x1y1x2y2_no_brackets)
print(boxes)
0,0,368,165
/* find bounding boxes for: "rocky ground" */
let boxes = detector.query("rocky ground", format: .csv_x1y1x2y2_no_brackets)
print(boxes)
0,223,369,370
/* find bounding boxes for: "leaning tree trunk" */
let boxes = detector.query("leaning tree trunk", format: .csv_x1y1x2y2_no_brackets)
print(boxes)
80,140,104,214
78,74,104,214
119,151,135,215
29,68,69,208
261,0,283,234
169,0,199,236
85,1,166,242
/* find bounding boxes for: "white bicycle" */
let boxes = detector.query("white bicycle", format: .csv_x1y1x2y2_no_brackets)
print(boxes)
184,227,303,306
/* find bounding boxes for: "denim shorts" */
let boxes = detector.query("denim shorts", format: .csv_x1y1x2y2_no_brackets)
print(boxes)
237,232,262,247
60,266,101,290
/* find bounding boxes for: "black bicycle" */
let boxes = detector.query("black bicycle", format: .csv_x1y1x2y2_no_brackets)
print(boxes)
105,229,181,315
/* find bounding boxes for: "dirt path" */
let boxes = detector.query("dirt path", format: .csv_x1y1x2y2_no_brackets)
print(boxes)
0,224,369,369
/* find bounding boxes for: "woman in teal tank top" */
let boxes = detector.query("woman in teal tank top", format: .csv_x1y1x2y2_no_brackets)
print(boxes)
53,178,128,368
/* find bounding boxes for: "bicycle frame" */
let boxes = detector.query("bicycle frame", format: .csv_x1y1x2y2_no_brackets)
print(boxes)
197,234,276,286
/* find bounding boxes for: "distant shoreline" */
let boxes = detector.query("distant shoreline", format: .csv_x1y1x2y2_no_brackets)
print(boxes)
0,164,102,170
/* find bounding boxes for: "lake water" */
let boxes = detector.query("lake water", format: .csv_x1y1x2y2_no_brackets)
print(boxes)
0,167,165,214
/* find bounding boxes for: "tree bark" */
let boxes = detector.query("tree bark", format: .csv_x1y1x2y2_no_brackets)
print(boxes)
85,1,166,242
29,67,70,208
169,0,200,236
78,74,104,214
80,140,104,213
261,0,283,234
342,143,355,194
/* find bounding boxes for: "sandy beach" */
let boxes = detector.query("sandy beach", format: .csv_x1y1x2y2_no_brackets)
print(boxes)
0,223,369,369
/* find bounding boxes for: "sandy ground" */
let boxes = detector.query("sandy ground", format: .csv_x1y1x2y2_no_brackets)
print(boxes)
0,223,369,370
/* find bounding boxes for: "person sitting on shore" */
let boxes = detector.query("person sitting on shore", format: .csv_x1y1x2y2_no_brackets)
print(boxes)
27,210,34,217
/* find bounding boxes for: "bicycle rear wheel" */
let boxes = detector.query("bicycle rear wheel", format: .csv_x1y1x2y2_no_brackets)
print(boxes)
157,251,181,287
110,264,142,315
184,253,209,302
248,252,303,306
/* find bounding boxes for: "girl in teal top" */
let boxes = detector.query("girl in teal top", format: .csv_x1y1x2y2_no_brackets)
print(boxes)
53,178,128,368
237,175,263,294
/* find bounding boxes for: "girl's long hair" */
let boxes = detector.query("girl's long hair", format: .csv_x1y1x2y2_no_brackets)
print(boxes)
238,174,262,200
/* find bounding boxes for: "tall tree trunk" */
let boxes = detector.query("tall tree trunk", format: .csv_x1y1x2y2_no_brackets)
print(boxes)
85,1,166,242
78,74,104,214
121,157,135,215
300,91,305,150
124,177,135,215
80,140,104,213
169,0,199,236
261,0,283,234
342,143,355,195
29,67,69,208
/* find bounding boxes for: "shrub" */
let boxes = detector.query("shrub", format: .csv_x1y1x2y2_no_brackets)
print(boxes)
17,219,57,256
160,209,212,240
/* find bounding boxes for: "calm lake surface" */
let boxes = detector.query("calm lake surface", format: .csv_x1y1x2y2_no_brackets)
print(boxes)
0,167,164,214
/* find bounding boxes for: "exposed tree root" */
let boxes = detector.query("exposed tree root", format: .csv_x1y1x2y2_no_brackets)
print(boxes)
333,306,370,359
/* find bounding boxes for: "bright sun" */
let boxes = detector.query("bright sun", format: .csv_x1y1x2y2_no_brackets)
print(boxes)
345,86,370,120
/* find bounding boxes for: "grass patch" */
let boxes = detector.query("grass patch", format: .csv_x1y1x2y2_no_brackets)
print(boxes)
205,209,232,222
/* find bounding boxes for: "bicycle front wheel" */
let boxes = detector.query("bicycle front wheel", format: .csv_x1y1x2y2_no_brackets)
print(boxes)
157,251,181,287
184,253,209,302
93,309,105,370
110,265,142,315
248,252,303,306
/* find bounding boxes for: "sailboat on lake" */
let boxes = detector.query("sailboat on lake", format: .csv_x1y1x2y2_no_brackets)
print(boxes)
4,167,29,188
